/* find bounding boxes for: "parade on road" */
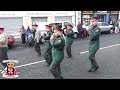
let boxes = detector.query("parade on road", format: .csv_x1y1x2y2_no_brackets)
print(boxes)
0,13,120,79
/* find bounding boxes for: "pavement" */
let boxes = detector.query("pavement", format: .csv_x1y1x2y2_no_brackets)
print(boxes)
0,33,120,79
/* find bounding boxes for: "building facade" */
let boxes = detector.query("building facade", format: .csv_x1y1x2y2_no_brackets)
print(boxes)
0,11,119,38
78,11,119,25
0,11,75,38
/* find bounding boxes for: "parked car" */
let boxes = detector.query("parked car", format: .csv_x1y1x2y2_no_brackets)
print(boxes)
70,27,78,39
97,22,114,33
49,21,71,30
72,27,88,39
7,34,15,48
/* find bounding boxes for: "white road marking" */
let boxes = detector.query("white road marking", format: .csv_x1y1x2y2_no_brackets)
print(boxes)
80,43,120,55
0,60,46,72
14,60,46,68
0,44,120,72
17,47,23,48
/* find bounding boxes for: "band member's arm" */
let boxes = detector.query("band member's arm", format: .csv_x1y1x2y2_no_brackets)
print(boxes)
66,30,74,37
86,26,91,35
0,35,6,43
36,32,40,43
50,34,55,45
86,29,90,35
90,29,101,41
5,33,8,43
44,33,50,40
53,39,62,48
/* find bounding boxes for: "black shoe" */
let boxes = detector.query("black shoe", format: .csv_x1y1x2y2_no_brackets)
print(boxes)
67,54,72,58
46,63,51,67
88,66,99,72
38,53,41,56
60,76,63,79
66,56,71,58
46,64,50,67
39,52,41,55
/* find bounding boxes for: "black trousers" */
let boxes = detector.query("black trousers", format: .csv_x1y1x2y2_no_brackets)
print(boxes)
21,34,26,44
66,43,72,57
78,31,82,38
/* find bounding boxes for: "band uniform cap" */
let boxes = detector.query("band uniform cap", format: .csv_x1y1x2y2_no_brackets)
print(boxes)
91,17,98,21
55,27,63,32
67,24,73,28
32,23,38,27
45,24,51,28
0,27,4,30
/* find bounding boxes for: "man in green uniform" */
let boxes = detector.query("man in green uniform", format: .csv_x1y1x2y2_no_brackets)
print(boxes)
87,17,101,72
52,23,58,33
115,19,120,33
50,27,65,79
0,27,8,68
65,24,74,58
32,23,37,43
34,24,41,56
43,25,53,66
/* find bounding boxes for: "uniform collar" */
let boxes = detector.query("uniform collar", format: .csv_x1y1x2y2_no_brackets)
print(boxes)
67,29,72,30
92,25,97,29
55,35,61,39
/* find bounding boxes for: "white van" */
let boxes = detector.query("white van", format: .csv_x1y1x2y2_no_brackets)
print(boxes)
49,21,71,30
33,21,71,43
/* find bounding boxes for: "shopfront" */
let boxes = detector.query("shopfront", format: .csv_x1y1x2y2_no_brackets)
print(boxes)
93,11,110,24
81,11,93,25
81,11,119,25
110,11,119,21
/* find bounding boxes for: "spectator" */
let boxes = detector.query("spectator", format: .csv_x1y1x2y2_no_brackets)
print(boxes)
77,22,83,38
26,26,31,40
20,26,26,45
115,20,120,33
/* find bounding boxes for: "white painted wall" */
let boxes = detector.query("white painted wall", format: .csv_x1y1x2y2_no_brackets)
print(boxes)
119,11,120,19
0,11,75,17
0,11,76,29
78,11,81,23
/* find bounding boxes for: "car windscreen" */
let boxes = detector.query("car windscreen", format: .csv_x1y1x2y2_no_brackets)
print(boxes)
102,23,109,26
50,23,62,28
97,23,102,26
64,22,70,26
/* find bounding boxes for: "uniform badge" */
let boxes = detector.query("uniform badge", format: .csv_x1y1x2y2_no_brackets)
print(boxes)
96,29,99,32
46,33,49,36
57,40,61,44
70,30,72,33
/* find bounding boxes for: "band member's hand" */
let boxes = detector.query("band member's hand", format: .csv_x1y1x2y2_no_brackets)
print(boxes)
57,40,61,44
50,35,54,40
46,33,49,36
37,42,39,44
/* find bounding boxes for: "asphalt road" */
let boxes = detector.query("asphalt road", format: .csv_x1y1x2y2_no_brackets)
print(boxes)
0,33,120,79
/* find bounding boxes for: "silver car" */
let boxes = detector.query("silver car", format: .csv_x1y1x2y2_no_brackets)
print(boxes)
97,22,114,33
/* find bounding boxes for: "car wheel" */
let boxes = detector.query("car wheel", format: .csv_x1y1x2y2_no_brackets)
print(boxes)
40,37,45,44
110,28,114,34
74,33,78,39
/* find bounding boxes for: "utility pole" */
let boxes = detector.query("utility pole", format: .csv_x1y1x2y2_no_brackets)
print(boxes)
75,11,79,27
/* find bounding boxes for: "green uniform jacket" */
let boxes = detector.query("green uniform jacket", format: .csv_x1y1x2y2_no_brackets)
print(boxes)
88,25,101,54
52,36,65,60
32,29,36,39
66,29,74,44
115,21,119,27
43,30,53,50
